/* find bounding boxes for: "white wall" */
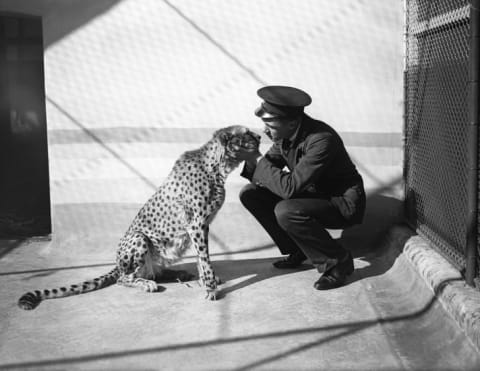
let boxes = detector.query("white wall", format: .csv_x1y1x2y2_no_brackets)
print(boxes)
1,0,405,206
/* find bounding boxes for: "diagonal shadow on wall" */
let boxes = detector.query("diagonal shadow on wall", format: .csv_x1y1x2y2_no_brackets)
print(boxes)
44,0,122,48
162,0,267,86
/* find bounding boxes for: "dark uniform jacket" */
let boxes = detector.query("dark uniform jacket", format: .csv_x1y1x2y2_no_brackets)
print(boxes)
241,114,365,224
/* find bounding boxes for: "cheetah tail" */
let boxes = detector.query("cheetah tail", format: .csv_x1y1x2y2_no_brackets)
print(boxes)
17,266,121,310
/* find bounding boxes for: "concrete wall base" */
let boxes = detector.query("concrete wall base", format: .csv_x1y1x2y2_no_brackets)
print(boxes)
388,225,480,352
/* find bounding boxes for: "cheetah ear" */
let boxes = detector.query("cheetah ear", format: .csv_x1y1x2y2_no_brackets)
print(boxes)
214,128,232,146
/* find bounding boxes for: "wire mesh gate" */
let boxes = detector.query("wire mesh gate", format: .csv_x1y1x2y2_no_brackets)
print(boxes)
2,1,475,281
404,0,479,284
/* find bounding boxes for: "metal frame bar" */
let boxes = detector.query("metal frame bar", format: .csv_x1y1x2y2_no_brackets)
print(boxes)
466,0,480,286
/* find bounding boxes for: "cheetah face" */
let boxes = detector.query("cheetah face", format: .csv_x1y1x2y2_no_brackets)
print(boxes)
214,125,261,157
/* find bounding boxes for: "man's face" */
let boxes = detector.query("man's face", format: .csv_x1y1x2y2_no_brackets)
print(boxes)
262,118,298,143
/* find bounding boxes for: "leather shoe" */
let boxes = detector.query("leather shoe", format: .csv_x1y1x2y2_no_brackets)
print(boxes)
273,251,307,269
313,251,354,290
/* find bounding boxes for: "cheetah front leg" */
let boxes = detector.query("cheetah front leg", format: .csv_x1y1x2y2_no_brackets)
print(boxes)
188,222,219,300
205,178,225,225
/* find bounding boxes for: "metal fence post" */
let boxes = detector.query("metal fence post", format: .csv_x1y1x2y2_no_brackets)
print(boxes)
466,0,480,286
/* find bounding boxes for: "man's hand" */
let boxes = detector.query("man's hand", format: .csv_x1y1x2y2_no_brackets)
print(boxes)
233,147,262,164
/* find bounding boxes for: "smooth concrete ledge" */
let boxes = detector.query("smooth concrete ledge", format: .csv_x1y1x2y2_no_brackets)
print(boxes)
387,225,480,353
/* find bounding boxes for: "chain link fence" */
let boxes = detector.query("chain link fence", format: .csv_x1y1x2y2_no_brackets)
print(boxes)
404,0,476,280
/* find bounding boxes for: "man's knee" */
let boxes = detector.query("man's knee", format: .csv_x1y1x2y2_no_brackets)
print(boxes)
239,183,258,207
274,200,303,231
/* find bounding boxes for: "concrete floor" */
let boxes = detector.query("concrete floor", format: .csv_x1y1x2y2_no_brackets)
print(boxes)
1,195,480,371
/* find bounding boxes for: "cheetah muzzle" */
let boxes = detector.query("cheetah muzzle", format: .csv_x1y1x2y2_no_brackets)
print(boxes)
18,125,261,309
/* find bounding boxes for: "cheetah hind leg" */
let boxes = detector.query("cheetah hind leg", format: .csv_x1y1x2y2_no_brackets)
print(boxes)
117,271,159,293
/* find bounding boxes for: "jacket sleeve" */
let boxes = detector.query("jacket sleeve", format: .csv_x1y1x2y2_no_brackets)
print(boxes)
264,141,287,169
251,133,338,199
240,142,286,181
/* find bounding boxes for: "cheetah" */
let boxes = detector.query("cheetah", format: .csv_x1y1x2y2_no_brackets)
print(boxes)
18,125,261,309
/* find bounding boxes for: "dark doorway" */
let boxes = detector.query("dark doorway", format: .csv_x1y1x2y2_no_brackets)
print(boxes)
0,14,51,238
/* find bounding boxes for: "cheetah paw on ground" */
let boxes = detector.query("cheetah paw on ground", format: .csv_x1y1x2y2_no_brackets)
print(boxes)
205,289,218,301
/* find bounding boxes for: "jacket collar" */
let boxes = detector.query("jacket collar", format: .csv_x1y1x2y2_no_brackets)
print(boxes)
282,114,311,149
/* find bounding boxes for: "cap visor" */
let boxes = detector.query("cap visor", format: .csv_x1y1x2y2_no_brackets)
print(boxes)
255,105,279,120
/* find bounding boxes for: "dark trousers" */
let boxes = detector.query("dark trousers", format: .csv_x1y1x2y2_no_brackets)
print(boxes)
239,184,354,267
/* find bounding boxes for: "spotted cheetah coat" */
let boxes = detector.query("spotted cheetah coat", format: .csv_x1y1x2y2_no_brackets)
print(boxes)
18,125,260,309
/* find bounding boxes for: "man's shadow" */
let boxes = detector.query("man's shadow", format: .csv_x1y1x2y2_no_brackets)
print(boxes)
164,195,406,296
338,194,407,285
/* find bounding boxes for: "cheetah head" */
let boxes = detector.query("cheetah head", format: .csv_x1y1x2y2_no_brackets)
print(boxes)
212,125,261,173
213,125,261,160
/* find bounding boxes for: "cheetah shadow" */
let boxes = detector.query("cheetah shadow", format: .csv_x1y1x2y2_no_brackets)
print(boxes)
170,258,314,298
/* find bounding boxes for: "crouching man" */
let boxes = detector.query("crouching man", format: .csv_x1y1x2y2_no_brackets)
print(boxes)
236,86,366,290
